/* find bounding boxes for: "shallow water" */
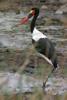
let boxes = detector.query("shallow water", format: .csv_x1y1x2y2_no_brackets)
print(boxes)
0,11,67,52
0,72,67,95
0,11,31,49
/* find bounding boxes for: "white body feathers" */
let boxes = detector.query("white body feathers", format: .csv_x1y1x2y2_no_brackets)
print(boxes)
32,28,53,66
32,28,47,41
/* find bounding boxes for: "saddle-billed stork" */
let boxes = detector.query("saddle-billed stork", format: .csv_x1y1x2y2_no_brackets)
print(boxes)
20,8,59,91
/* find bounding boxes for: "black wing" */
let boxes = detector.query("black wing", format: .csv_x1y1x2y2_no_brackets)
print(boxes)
32,38,58,68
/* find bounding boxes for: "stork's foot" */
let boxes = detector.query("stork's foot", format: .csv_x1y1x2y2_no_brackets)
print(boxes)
42,81,46,89
42,82,46,94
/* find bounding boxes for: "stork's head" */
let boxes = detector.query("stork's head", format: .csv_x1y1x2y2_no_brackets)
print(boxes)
20,8,39,25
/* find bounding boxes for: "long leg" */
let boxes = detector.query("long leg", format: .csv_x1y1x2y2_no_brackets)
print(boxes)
42,67,55,93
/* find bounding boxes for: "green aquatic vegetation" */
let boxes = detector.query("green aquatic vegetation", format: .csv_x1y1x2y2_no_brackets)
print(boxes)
0,61,8,70
50,19,64,26
25,25,30,32
36,64,47,78
15,10,20,14
37,92,43,100
12,65,19,73
0,48,15,70
0,49,5,54
3,30,13,34
6,49,15,61
4,93,10,100
0,42,3,47
63,12,67,14
63,65,67,75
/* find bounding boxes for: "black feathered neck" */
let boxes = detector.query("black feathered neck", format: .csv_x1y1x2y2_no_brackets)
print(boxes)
30,8,39,33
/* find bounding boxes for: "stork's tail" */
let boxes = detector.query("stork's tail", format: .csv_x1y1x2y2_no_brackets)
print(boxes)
57,64,59,69
54,64,59,70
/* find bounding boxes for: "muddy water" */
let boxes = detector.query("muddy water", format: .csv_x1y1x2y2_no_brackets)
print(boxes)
0,11,31,49
0,11,67,95
0,11,67,51
0,72,67,95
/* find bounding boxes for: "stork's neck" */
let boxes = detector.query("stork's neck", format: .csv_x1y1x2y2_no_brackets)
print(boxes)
30,13,39,33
